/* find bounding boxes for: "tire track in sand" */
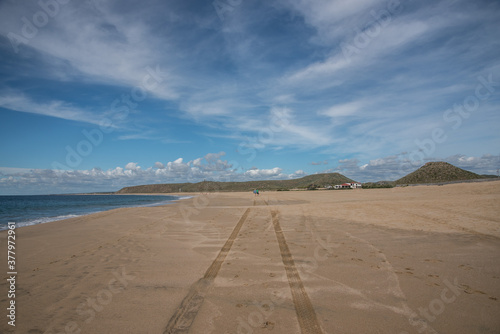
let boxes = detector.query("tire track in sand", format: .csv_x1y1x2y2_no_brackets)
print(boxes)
163,208,251,334
271,209,324,334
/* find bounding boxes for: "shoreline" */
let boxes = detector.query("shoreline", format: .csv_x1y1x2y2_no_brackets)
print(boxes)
0,194,192,231
1,182,499,333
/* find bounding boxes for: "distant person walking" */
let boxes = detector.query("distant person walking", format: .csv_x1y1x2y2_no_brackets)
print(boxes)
253,189,260,196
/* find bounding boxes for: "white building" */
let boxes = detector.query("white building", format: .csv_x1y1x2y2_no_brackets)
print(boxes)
334,182,362,189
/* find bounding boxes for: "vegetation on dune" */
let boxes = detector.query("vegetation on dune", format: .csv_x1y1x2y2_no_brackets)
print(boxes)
115,162,495,194
395,161,484,185
116,173,355,193
361,182,395,189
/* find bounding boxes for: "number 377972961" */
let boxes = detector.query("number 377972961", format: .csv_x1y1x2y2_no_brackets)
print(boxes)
7,222,16,272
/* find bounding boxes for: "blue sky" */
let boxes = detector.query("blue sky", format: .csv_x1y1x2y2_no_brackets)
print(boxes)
0,0,499,195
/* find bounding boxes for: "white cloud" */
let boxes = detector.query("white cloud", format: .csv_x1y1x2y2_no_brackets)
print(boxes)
272,94,296,104
291,170,307,178
0,0,498,190
0,1,177,97
320,101,365,118
124,162,140,171
1,153,499,195
284,20,429,86
285,53,349,84
328,154,500,182
0,167,34,175
310,161,328,166
0,155,302,194
192,158,203,167
154,162,165,169
244,167,283,179
0,153,233,194
181,100,236,118
280,0,384,44
204,152,226,163
0,92,105,125
444,154,500,175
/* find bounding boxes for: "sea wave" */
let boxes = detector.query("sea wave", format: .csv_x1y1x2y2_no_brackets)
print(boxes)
4,214,84,230
0,194,187,231
175,196,194,200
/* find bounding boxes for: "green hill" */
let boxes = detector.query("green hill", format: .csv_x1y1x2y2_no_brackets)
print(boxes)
395,161,483,185
116,173,355,193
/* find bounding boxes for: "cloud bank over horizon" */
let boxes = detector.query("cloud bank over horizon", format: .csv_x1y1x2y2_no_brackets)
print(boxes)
0,0,499,194
1,152,498,195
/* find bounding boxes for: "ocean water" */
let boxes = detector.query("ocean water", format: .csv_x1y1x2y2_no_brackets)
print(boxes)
0,194,187,231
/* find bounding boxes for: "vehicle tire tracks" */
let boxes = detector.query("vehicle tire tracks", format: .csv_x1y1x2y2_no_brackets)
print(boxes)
271,209,324,334
163,208,251,334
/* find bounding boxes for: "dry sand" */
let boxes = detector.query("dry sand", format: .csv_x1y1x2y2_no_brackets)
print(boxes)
1,181,499,333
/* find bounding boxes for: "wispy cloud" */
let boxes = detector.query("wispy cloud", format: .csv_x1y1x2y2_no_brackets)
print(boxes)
0,0,498,194
0,0,178,97
319,101,366,118
0,92,104,125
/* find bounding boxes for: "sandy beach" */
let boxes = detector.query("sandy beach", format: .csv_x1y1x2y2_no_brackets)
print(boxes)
1,181,499,333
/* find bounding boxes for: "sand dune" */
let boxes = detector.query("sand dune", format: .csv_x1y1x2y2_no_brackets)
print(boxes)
1,181,499,333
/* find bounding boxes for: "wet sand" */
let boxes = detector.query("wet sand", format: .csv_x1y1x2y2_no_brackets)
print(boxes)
1,181,499,333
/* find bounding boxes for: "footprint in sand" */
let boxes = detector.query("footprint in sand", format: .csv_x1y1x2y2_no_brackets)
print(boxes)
460,284,486,295
424,258,443,263
458,264,474,271
261,321,275,329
